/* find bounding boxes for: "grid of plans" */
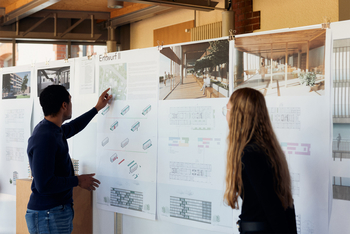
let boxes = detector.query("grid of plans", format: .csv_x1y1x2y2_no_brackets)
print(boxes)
170,196,212,224
169,161,212,183
110,187,143,211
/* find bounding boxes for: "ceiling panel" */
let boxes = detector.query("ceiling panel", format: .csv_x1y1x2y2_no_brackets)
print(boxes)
47,0,129,12
0,0,15,8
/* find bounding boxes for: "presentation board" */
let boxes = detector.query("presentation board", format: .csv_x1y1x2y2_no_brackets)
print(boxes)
0,65,33,196
329,20,350,234
2,22,350,234
232,27,332,234
95,48,159,220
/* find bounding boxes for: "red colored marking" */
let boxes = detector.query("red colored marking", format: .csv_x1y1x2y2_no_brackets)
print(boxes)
118,159,125,165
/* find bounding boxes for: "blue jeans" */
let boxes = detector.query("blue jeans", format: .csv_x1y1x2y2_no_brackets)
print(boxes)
25,203,74,234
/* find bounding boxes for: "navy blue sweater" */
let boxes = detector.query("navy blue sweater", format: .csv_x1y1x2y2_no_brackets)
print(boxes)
27,107,98,210
240,143,297,233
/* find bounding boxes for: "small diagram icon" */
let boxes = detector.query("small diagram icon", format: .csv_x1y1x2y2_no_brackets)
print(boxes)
110,120,118,131
143,139,152,150
130,163,138,173
131,121,140,132
142,105,151,116
101,106,110,115
128,160,138,173
121,138,129,148
102,137,109,146
12,171,18,185
110,153,118,163
121,105,130,115
213,215,220,222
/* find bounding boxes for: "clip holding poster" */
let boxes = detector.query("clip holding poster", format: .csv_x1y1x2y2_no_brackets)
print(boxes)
229,29,236,41
322,16,331,29
157,40,163,51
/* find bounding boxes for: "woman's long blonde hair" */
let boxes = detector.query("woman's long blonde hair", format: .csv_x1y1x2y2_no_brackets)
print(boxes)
224,88,293,210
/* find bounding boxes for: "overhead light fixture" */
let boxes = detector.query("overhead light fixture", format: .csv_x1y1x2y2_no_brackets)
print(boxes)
108,0,124,9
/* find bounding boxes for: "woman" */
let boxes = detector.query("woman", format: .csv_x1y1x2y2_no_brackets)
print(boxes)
223,88,297,234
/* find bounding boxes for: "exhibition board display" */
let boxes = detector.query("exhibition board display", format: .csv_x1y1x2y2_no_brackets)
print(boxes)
1,21,349,234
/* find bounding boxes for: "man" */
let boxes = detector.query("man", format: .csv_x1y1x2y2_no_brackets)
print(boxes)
164,71,167,86
337,133,341,150
25,85,112,234
200,74,211,95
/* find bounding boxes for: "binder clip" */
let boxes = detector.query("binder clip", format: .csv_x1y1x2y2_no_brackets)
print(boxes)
322,16,330,29
229,29,236,41
157,40,163,51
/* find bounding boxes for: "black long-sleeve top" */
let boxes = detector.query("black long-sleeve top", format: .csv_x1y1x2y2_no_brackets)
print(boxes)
27,107,98,210
239,142,297,233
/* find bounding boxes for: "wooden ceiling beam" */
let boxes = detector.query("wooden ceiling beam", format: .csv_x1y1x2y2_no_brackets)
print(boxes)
110,3,151,19
2,0,61,25
60,14,89,37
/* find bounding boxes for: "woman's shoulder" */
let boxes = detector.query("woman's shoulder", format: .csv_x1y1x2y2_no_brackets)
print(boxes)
242,142,269,164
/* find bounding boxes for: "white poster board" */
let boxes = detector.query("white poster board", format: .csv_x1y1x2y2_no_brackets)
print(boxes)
95,48,158,220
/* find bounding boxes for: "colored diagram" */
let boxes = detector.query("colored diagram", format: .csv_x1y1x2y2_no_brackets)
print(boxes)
142,105,151,116
110,153,118,163
131,121,140,132
128,160,138,173
281,142,311,156
198,138,221,149
99,63,127,100
168,137,189,147
101,105,110,115
121,105,130,115
110,120,118,131
143,139,152,150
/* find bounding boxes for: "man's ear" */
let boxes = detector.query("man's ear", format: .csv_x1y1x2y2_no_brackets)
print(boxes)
61,102,68,110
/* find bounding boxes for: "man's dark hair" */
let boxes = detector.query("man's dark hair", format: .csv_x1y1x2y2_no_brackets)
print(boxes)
39,85,70,116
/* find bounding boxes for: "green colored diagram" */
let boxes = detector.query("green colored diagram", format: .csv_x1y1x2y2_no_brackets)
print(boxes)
99,63,127,100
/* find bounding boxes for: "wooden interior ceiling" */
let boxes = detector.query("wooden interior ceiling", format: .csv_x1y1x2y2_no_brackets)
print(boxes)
0,0,152,18
235,29,326,60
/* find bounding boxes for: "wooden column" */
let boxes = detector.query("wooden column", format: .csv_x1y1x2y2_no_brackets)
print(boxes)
306,41,309,72
285,43,288,88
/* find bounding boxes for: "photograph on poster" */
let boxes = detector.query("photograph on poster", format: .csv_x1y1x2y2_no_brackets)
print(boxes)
333,176,350,201
37,66,70,96
159,40,229,100
234,28,326,96
99,63,127,100
2,71,31,99
332,38,350,160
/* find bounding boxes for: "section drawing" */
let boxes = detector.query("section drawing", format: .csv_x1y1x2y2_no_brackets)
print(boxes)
110,187,143,211
170,196,212,224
